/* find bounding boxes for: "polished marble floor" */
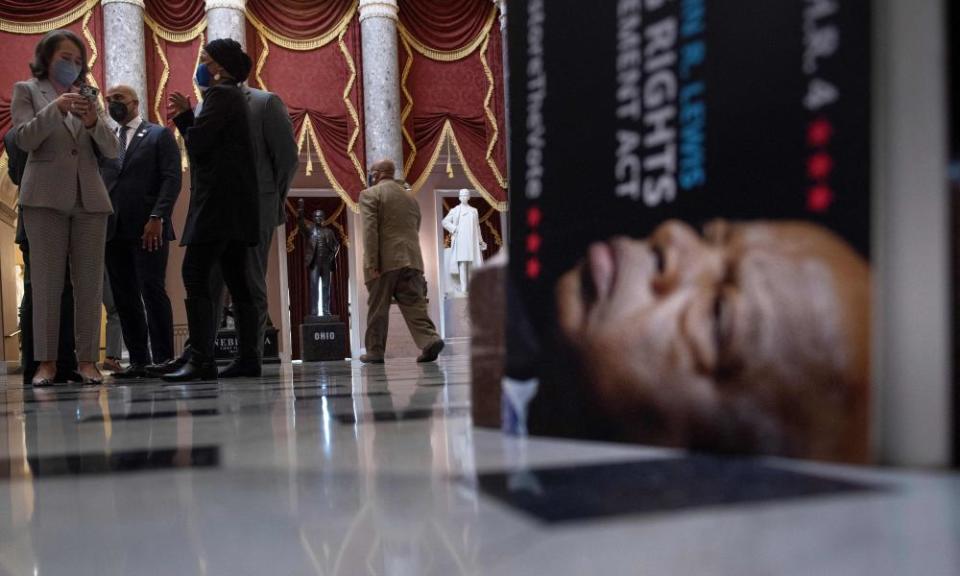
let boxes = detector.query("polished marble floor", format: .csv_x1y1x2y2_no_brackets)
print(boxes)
1,354,959,575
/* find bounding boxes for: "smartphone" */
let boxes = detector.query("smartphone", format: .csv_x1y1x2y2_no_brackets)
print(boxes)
78,84,99,101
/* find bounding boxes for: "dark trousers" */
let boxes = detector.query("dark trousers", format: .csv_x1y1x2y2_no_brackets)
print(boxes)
104,238,174,365
19,244,77,384
210,226,273,359
364,267,440,357
182,240,257,361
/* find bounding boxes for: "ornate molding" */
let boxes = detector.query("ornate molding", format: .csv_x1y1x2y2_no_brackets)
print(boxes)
102,0,145,8
359,0,398,23
205,0,245,12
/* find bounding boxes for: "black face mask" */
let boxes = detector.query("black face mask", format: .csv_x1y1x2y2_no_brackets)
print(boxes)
108,101,129,124
367,173,376,187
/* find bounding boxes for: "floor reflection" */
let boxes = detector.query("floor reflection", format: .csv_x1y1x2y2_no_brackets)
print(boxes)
0,356,481,576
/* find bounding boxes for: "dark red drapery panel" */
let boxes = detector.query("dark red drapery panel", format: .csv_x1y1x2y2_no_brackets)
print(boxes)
285,196,351,360
0,0,87,22
144,0,204,33
144,26,204,129
247,0,353,41
247,14,365,207
0,2,105,153
400,15,508,209
398,0,492,54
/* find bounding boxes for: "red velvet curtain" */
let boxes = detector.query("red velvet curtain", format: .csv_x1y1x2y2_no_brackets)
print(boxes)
399,7,507,209
246,10,365,207
143,0,205,128
0,0,87,21
285,197,351,360
145,0,204,32
398,0,492,53
247,0,353,40
0,2,105,154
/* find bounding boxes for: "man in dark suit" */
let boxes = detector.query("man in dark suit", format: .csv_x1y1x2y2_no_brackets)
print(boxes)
5,129,79,385
100,85,181,378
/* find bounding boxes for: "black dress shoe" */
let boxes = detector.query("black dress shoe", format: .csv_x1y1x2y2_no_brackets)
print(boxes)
218,359,261,379
161,360,218,382
112,364,150,380
145,357,187,377
416,339,445,363
359,354,385,364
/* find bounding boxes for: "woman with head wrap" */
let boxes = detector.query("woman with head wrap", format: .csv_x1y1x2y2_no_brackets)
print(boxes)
164,38,260,381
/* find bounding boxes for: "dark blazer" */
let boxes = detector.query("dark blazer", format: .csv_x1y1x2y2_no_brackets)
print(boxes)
243,87,298,232
5,129,27,245
100,120,181,241
173,82,259,246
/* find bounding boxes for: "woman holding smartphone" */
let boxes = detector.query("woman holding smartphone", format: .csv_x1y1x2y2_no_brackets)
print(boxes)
11,29,119,386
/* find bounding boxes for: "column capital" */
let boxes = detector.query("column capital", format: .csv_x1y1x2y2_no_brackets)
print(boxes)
493,0,506,29
359,0,398,23
102,0,145,8
205,0,246,12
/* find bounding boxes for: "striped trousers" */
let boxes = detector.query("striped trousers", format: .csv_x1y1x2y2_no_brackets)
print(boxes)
21,205,108,362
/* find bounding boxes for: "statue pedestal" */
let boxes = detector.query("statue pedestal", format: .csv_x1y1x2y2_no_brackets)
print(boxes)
215,326,280,363
443,293,472,339
300,315,348,362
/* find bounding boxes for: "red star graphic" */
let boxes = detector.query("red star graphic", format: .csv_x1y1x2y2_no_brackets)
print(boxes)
807,153,834,180
807,186,834,212
526,258,541,279
526,206,542,228
526,233,542,254
807,119,833,147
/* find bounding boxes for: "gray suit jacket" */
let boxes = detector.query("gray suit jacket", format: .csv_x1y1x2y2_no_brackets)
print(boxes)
360,179,425,284
243,87,298,232
11,78,118,214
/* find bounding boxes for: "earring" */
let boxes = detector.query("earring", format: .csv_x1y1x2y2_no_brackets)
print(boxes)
214,73,221,81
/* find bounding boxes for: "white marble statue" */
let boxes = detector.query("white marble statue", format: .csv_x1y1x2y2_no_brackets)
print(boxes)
442,189,487,294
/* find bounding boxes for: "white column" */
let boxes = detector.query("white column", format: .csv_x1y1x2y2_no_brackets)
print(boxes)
493,0,510,179
359,0,404,178
102,0,148,118
205,0,247,49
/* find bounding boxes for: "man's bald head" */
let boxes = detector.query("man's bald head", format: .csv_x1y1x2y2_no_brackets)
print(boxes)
372,159,395,177
106,84,138,102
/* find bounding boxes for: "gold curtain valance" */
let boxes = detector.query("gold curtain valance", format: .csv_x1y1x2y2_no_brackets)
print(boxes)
0,0,99,34
397,5,495,62
143,14,206,44
245,2,355,52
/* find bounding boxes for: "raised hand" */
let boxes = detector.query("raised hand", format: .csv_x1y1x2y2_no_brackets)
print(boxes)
167,91,192,118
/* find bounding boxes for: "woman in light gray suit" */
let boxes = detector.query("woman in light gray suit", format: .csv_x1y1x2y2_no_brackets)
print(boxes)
11,29,119,386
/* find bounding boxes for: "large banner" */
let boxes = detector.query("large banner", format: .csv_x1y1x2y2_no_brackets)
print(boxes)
507,0,872,463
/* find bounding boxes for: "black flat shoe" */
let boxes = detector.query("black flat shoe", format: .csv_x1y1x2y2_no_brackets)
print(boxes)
112,364,150,380
145,357,188,377
162,361,218,382
217,359,261,379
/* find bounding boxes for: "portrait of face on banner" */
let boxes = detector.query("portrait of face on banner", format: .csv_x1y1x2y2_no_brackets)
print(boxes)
507,0,872,463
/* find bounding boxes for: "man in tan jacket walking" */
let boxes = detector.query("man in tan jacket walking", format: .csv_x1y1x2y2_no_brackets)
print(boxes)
359,159,444,363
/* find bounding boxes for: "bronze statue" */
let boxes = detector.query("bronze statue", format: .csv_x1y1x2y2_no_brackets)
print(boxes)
297,199,340,317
